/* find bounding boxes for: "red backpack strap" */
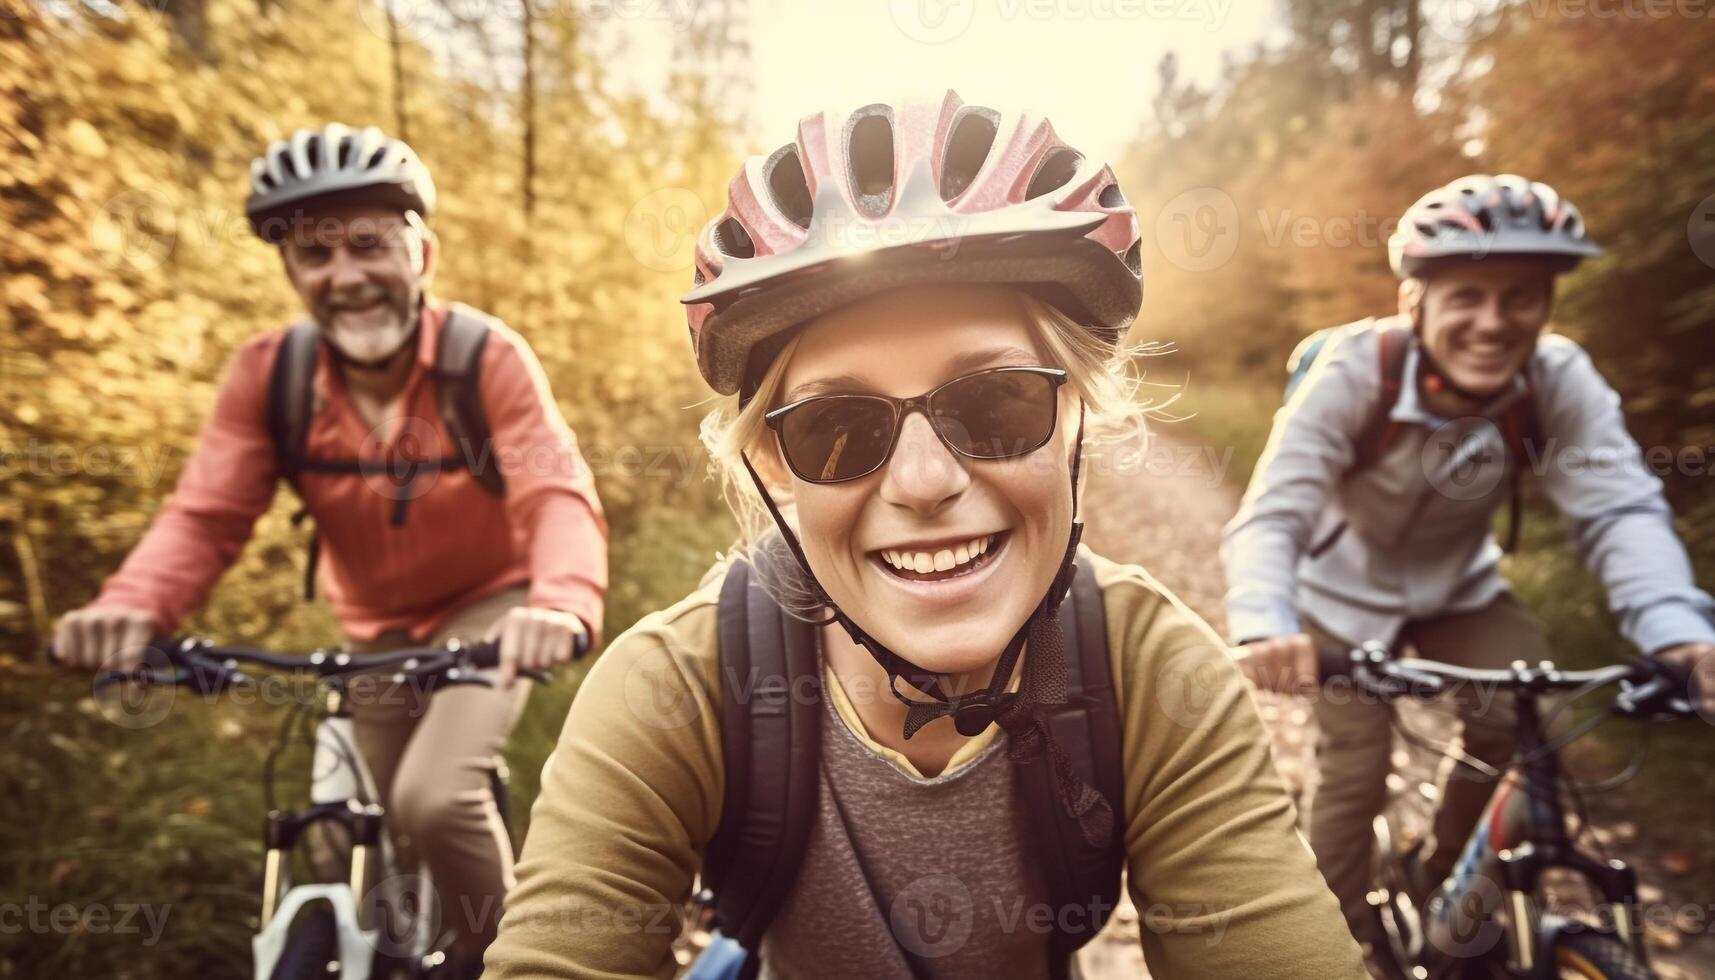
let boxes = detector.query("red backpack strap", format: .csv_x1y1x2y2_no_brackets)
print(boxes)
1354,321,1412,470
1496,368,1541,552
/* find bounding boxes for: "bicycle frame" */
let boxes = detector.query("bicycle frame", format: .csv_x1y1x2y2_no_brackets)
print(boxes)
79,636,572,980
253,677,439,980
1470,691,1645,978
1331,646,1693,980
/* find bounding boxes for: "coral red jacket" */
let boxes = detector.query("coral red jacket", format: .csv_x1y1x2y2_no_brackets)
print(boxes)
94,299,607,642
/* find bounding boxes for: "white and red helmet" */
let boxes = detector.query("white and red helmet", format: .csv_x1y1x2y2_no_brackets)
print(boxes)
681,91,1143,397
1388,174,1602,280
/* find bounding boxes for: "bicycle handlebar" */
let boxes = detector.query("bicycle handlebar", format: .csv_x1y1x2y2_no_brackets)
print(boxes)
76,632,588,696
1317,641,1700,720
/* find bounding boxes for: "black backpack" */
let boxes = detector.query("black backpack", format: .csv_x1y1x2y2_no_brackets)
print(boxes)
264,305,506,598
699,554,1125,980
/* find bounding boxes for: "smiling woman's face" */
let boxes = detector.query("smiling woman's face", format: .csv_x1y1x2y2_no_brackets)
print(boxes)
771,284,1077,676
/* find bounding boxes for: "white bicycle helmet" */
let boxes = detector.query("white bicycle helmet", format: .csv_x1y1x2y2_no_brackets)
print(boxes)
246,124,435,244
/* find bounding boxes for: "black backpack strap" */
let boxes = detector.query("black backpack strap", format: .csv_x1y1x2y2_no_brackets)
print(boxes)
266,322,321,480
704,558,822,971
435,305,504,495
1018,558,1125,978
266,323,324,600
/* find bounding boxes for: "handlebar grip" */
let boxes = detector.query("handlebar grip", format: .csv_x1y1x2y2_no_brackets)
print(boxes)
460,640,502,669
1317,647,1357,683
456,636,579,685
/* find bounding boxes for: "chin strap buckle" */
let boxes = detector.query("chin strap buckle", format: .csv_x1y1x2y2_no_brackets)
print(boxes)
947,691,1019,737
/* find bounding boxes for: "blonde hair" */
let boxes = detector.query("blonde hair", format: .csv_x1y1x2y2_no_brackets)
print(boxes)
699,289,1174,551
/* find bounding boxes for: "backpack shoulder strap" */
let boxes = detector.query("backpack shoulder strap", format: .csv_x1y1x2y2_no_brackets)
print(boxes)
435,305,504,494
266,322,321,480
1354,319,1413,470
1496,368,1543,553
1018,558,1125,975
704,558,823,961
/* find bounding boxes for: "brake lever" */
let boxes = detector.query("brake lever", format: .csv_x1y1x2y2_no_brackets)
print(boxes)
1615,660,1695,720
1390,663,1449,699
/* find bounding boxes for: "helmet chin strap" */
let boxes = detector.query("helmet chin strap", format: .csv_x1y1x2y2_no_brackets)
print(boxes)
739,403,1088,739
740,401,1114,849
1408,298,1502,406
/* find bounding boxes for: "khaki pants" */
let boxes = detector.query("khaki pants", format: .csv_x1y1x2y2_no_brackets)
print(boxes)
1304,592,1550,936
342,586,532,962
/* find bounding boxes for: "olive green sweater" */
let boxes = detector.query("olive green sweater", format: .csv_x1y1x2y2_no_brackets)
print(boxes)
486,550,1367,978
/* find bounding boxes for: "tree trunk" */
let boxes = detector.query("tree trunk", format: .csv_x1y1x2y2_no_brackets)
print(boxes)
521,0,536,227
385,0,411,140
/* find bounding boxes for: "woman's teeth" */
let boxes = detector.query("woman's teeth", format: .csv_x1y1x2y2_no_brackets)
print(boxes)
881,534,994,575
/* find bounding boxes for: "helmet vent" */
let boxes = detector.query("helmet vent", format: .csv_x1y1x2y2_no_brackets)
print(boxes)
298,136,321,179
1123,239,1142,276
939,106,999,201
764,144,813,229
336,137,354,169
1099,182,1126,209
846,105,896,217
714,217,755,259
1026,147,1082,200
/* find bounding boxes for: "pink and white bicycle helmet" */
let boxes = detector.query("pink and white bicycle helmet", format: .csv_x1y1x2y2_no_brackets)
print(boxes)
681,90,1143,397
1388,174,1602,280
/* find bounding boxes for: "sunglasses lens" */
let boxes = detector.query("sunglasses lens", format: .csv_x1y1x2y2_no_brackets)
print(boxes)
932,371,1059,459
777,397,897,483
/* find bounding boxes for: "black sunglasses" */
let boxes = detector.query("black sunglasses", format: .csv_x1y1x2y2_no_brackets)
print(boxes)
763,366,1069,484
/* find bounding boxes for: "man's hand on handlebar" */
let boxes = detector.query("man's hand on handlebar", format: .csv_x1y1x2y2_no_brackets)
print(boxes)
1654,642,1715,717
485,606,587,689
1233,633,1320,696
51,605,160,672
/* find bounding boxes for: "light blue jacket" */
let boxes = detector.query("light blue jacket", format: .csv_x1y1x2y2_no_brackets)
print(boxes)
1221,317,1715,653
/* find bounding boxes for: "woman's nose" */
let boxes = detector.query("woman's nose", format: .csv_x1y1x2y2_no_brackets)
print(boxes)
878,412,970,514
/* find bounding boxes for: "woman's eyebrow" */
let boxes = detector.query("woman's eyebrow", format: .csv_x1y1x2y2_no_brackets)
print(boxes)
945,345,1040,373
784,345,1041,401
784,373,870,400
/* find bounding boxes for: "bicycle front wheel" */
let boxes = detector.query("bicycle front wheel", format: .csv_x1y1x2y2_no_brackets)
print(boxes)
1552,932,1655,980
269,905,344,980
